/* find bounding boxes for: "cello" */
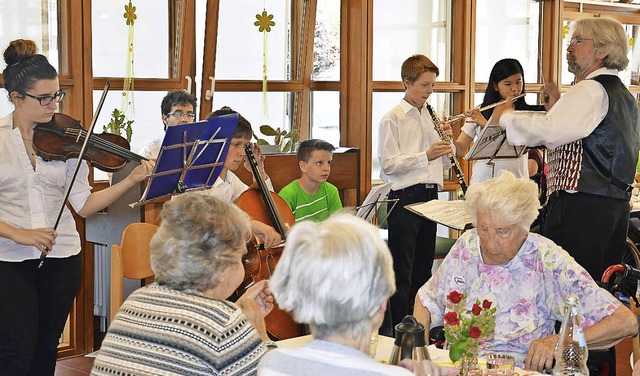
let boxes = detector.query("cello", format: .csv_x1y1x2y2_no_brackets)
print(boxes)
235,144,305,340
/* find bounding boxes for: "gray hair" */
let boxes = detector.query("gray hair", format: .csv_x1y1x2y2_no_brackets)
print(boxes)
150,192,251,292
465,171,540,231
270,214,395,340
571,17,629,70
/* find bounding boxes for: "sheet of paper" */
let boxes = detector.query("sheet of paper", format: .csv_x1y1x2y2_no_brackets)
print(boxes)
406,200,472,231
356,182,394,223
465,124,526,161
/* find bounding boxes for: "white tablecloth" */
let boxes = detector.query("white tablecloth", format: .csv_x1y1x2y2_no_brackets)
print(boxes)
276,335,541,375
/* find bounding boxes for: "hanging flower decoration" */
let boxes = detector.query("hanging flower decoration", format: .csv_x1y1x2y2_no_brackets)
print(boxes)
124,1,137,26
254,8,275,124
255,10,275,33
562,24,570,39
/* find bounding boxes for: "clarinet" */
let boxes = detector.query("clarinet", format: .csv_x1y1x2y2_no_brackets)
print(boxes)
426,104,468,196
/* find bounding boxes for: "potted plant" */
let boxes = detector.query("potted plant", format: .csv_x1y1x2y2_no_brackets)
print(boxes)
104,108,134,143
253,124,298,153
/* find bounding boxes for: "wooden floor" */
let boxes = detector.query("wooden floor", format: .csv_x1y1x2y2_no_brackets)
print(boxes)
55,338,635,375
55,355,95,375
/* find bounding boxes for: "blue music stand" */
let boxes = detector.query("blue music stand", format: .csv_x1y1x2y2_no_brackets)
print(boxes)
132,114,238,206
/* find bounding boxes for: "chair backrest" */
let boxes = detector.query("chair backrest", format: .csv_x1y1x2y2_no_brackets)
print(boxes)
110,222,158,322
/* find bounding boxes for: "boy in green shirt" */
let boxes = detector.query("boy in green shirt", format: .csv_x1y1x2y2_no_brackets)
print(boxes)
279,139,342,221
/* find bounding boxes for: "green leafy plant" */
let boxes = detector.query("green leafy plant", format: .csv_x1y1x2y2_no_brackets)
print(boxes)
104,108,133,143
253,124,298,153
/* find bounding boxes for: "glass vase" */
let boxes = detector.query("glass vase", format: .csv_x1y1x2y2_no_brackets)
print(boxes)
459,353,482,376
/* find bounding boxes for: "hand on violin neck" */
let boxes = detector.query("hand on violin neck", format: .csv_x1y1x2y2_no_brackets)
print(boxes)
126,159,155,183
244,142,268,178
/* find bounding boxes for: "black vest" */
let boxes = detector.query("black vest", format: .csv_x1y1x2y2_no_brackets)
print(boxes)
578,75,640,200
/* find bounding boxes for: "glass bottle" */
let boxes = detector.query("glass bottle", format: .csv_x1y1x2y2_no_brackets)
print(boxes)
553,295,589,376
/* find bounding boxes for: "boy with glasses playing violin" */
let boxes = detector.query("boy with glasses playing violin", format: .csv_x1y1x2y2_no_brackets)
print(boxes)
139,90,197,159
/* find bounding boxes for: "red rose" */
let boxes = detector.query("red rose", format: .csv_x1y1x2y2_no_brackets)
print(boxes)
469,326,482,339
482,299,492,309
447,290,463,304
472,303,482,316
444,311,460,325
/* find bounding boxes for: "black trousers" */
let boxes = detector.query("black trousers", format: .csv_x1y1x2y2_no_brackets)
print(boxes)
0,253,82,376
543,191,629,281
386,184,438,333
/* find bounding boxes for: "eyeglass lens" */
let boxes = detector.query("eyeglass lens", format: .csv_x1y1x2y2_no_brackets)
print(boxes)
28,90,65,106
169,111,196,119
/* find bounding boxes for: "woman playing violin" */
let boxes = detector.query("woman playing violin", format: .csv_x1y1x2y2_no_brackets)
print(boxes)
206,106,281,249
0,39,153,376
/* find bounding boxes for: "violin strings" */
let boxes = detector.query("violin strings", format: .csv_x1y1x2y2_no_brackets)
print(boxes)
66,128,142,161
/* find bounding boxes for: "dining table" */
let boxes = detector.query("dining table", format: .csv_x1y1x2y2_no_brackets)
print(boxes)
275,334,543,375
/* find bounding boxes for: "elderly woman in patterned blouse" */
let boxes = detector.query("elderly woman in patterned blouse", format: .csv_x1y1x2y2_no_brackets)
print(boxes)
413,171,637,374
92,193,275,375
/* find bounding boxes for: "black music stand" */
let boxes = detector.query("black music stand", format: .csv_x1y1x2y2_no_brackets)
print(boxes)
356,182,398,227
464,124,527,162
132,114,238,206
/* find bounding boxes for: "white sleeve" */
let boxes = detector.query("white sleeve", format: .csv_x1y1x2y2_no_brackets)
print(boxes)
500,80,608,150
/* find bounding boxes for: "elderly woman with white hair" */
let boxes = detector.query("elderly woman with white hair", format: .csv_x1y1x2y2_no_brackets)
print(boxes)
258,214,444,376
413,171,638,374
92,193,275,375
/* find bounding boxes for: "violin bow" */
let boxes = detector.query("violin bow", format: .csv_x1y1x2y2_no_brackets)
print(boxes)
38,81,111,269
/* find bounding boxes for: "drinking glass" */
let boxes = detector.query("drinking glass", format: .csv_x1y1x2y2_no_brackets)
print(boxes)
370,331,379,358
486,353,515,376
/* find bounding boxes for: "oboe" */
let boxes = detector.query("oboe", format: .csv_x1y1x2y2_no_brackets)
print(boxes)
426,104,468,196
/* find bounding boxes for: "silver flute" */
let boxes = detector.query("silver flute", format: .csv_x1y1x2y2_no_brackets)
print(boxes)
443,93,527,124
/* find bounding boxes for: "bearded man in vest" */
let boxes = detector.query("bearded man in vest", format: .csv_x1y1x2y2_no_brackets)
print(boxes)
493,17,640,281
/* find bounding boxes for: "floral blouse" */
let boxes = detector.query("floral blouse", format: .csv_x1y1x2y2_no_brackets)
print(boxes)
417,230,620,366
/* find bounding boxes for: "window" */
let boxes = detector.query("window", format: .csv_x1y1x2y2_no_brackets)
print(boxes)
475,0,540,86
92,1,170,78
373,0,452,81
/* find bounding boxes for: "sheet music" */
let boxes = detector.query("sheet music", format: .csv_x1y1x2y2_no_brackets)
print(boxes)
356,182,393,223
464,123,526,161
405,200,472,231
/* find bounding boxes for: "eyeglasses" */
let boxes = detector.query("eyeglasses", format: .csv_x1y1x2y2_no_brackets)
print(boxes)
477,225,517,240
568,37,594,47
23,89,66,106
167,110,196,120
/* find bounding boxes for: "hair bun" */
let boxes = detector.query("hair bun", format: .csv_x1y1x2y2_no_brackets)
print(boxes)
4,39,38,67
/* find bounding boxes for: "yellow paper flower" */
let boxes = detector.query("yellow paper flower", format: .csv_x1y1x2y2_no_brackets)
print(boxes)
124,1,137,26
562,24,570,39
254,10,275,33
630,37,635,48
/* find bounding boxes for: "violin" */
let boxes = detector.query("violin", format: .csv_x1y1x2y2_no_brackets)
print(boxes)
33,113,148,173
236,144,305,340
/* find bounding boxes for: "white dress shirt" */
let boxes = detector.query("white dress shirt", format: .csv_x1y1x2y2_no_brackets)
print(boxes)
208,170,274,202
0,113,91,261
139,138,162,160
500,67,614,150
378,99,451,190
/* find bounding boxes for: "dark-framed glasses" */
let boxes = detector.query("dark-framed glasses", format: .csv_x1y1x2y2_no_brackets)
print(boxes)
23,89,66,106
167,110,196,120
568,37,594,47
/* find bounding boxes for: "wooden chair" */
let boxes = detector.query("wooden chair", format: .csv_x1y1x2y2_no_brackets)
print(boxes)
110,222,159,323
